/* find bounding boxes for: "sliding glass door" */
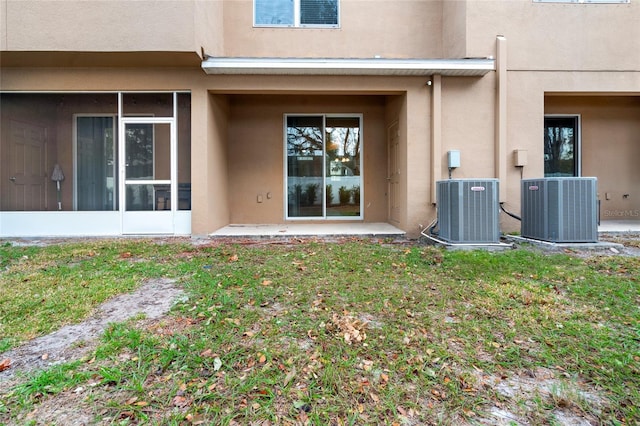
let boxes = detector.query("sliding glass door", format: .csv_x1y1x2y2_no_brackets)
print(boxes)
75,116,116,211
286,115,362,219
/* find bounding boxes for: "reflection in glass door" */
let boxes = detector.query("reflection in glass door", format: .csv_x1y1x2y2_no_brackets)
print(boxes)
121,120,175,234
286,115,362,219
544,116,580,177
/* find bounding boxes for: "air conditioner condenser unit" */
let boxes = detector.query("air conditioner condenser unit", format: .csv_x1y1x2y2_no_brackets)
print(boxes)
436,179,500,244
521,177,598,243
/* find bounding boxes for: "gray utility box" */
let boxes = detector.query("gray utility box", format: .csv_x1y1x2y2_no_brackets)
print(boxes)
521,177,598,243
436,179,500,243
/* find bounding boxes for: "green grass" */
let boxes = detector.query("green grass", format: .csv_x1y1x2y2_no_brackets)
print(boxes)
0,240,189,345
1,239,639,425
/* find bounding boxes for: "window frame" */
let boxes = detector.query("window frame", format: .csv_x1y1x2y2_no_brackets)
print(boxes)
254,0,340,28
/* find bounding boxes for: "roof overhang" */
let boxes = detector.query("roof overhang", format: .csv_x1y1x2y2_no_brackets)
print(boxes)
201,57,495,77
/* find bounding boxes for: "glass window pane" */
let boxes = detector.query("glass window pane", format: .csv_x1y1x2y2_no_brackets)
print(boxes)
544,117,578,177
125,124,154,179
326,117,360,217
255,0,294,25
287,116,323,217
300,0,338,25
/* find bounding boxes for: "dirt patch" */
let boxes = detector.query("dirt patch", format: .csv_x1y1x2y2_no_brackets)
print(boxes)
0,277,185,385
472,367,604,425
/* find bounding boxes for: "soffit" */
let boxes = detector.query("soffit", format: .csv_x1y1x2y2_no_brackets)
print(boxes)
201,57,495,77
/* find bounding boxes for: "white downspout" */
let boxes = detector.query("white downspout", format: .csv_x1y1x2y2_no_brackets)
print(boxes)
496,35,508,203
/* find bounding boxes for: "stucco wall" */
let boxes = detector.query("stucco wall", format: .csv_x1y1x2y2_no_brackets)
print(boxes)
546,95,640,221
442,0,467,59
221,0,443,59
2,0,199,53
441,76,496,180
464,0,640,71
226,94,389,224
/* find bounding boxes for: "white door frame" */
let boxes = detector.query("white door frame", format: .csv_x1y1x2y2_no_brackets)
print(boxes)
119,116,177,234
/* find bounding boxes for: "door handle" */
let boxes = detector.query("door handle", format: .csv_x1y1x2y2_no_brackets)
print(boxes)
9,176,16,182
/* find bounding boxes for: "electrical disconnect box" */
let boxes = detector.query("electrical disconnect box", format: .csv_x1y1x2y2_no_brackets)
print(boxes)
448,150,461,169
521,177,598,243
436,179,500,244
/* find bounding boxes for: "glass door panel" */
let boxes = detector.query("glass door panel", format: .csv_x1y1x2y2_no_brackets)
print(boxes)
544,116,579,177
286,116,324,217
325,117,361,217
76,116,116,211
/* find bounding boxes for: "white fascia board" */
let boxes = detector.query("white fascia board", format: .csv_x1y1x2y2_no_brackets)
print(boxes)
201,57,495,77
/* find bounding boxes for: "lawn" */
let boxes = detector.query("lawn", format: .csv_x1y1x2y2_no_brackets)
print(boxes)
0,238,639,425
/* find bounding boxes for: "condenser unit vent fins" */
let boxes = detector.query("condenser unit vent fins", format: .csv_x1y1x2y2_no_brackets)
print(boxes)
521,177,598,243
436,179,500,243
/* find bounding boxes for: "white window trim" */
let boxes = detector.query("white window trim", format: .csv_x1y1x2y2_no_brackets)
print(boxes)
254,0,340,28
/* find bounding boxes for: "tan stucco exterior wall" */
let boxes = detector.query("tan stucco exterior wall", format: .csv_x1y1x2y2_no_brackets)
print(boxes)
191,91,231,234
546,95,640,220
222,0,443,59
226,95,389,224
503,71,640,227
2,0,639,236
464,0,640,71
2,0,198,53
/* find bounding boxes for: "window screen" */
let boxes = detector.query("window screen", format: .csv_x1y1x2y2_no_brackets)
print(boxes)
300,0,338,25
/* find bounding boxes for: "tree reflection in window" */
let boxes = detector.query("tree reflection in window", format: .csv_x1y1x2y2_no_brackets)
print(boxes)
125,124,154,180
544,116,578,177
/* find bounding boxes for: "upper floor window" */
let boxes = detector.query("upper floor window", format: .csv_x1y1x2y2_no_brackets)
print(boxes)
255,0,339,27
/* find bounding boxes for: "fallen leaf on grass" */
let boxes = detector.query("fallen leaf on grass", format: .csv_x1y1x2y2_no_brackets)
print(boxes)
0,359,11,371
173,395,190,407
326,313,367,345
283,366,297,387
228,254,239,262
200,348,216,358
225,317,240,326
213,357,222,371
185,413,206,425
